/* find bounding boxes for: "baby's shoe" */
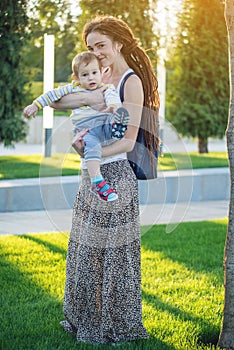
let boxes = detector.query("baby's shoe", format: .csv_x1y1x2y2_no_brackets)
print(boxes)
91,180,118,202
111,107,130,139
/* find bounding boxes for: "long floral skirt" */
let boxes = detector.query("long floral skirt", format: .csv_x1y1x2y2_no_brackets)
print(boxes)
61,159,148,344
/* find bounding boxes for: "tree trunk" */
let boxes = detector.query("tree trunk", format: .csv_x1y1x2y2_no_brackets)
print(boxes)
198,137,208,153
218,1,234,349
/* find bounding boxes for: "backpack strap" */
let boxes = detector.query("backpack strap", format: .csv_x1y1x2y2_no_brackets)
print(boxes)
119,71,136,102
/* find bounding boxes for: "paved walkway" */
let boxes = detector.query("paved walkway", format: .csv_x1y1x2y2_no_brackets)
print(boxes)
0,141,229,235
0,200,228,236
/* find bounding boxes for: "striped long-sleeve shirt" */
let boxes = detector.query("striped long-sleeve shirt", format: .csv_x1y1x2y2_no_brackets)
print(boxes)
34,81,122,121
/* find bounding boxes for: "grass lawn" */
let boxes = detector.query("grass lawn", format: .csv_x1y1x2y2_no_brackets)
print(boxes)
0,153,81,180
0,220,226,350
0,152,228,180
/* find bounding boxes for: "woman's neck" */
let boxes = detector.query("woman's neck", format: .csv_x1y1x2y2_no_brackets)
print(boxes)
103,57,129,86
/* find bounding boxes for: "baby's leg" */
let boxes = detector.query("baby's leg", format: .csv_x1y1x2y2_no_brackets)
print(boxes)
86,160,118,202
86,159,101,178
84,132,118,202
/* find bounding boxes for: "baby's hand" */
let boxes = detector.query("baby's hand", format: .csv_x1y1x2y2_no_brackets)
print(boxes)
23,103,38,118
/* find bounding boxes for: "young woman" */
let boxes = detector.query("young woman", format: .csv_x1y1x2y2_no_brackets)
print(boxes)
54,16,160,345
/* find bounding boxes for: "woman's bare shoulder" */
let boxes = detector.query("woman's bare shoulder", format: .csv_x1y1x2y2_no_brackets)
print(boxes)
125,74,142,87
124,74,143,99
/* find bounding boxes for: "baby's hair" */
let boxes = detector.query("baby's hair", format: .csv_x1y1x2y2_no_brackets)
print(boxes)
72,51,102,79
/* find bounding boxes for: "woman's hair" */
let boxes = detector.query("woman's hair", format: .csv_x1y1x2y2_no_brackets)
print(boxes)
72,51,102,80
82,16,160,152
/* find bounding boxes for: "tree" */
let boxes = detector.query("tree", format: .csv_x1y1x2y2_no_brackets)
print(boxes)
166,0,229,153
55,13,78,82
23,0,78,82
218,1,234,348
76,0,159,66
0,0,29,146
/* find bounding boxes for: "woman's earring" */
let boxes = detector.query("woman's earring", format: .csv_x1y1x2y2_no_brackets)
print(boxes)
116,44,121,53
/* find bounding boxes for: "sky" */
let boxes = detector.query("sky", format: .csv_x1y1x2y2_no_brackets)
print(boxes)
156,0,182,39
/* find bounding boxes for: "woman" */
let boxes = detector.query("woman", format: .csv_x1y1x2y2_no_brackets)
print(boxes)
55,16,160,345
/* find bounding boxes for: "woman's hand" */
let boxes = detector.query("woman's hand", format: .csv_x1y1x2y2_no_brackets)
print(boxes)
86,86,107,111
72,129,89,157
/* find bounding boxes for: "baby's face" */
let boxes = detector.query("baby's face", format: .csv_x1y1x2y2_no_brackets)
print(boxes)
78,60,102,90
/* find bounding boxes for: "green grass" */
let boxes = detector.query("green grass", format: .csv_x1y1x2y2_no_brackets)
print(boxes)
0,153,81,179
159,152,228,171
0,220,226,349
0,152,228,180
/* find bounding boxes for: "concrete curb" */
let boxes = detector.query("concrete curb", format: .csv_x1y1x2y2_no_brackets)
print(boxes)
0,168,230,212
0,200,229,235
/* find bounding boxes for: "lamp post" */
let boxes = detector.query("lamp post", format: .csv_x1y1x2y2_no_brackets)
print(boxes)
43,34,54,157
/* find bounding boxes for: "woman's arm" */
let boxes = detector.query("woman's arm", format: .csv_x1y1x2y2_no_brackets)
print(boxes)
50,87,107,111
101,75,143,158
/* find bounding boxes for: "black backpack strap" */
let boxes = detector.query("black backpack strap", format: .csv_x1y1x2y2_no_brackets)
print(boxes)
119,71,136,102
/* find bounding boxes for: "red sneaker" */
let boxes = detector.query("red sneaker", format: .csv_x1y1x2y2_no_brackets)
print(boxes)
91,180,118,202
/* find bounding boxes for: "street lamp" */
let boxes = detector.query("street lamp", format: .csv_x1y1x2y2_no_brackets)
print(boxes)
43,34,54,157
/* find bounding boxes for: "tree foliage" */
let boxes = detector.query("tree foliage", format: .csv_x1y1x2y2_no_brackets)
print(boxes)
76,0,159,66
23,0,78,82
23,0,159,83
0,0,29,146
166,0,229,153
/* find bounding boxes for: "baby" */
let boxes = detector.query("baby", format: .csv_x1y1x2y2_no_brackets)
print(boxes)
24,51,129,202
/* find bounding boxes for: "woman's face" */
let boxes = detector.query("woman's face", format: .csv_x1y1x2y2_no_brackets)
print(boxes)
86,32,121,68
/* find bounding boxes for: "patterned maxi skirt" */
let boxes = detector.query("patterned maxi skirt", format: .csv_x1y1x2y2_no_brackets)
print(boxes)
61,159,149,344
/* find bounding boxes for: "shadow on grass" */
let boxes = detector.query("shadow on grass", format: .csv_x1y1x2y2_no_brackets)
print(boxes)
0,156,42,179
1,220,226,349
141,220,225,348
0,254,78,350
141,220,226,277
142,289,220,347
0,155,81,180
21,234,68,258
0,235,177,350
